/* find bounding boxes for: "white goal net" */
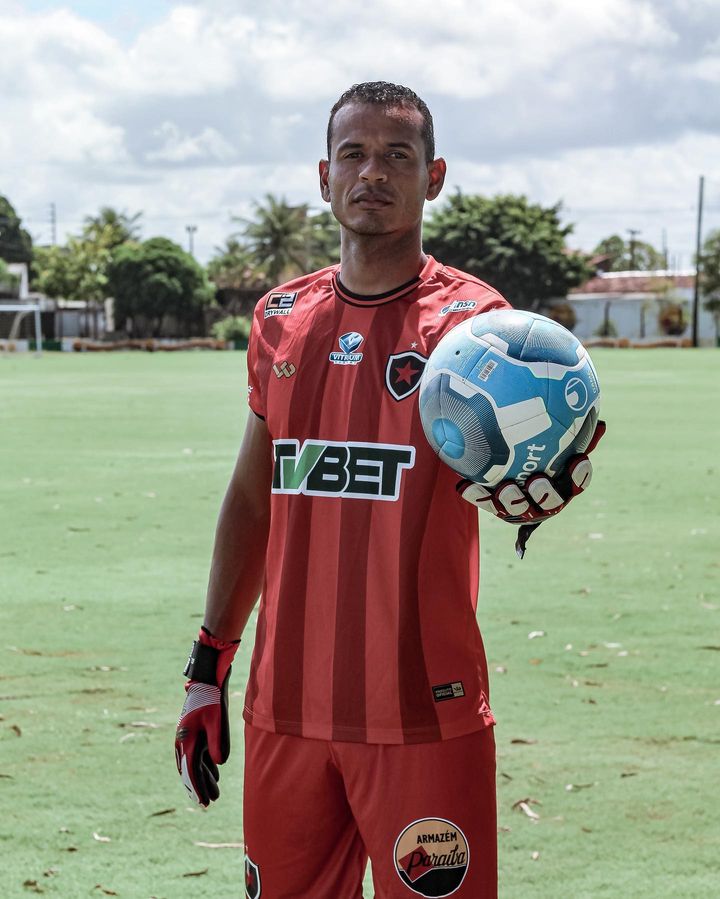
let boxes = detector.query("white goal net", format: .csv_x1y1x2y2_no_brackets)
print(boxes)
0,303,43,355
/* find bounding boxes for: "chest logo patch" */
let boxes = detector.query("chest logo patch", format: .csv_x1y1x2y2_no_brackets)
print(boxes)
385,351,427,401
330,331,364,365
264,291,298,318
272,439,415,501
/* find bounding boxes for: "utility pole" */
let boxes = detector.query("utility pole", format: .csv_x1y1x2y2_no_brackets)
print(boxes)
692,175,705,348
661,228,668,271
185,224,197,256
627,228,641,270
50,203,57,246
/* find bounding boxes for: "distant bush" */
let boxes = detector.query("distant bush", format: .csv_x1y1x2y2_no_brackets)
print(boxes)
211,315,252,344
0,258,19,294
544,301,577,331
594,318,618,338
658,301,688,336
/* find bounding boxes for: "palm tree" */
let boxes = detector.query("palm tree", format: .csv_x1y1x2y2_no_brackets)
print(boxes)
306,210,340,270
82,207,143,250
207,238,269,290
235,195,311,284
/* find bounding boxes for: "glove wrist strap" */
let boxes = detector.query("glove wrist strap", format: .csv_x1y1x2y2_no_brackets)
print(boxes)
183,640,219,683
183,626,239,685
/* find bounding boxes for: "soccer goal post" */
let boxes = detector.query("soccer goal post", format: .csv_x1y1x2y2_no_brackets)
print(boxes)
0,303,43,356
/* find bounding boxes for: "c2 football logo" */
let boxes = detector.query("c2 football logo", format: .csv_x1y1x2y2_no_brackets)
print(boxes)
272,439,415,501
394,817,469,897
264,291,297,318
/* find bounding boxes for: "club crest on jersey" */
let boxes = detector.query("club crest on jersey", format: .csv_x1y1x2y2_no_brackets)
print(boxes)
245,854,261,899
394,817,470,897
439,299,477,317
272,439,415,501
264,291,298,318
385,351,427,401
330,331,364,365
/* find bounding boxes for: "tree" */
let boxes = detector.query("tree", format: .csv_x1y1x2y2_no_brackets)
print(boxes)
82,206,143,251
593,234,663,271
0,195,33,264
306,210,340,271
701,228,720,343
33,240,110,303
0,257,20,297
216,198,340,290
424,192,591,311
108,237,214,337
238,194,310,283
32,205,143,303
207,237,269,291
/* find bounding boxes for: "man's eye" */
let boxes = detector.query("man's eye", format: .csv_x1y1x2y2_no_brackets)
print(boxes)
388,152,408,159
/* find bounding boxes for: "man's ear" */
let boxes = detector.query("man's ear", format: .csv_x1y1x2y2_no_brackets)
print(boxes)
426,157,446,201
319,160,331,202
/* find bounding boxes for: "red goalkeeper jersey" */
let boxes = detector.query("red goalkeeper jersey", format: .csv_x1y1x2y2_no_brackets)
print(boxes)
244,255,509,744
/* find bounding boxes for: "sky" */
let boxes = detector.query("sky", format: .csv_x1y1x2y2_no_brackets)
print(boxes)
2,0,719,266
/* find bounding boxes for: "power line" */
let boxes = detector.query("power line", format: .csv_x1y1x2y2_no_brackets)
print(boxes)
627,228,641,269
186,224,197,256
692,175,705,349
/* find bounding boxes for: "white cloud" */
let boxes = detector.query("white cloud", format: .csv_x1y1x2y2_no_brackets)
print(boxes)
1,0,719,264
146,122,237,163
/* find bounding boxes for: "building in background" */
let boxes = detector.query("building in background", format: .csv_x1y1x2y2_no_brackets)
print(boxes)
554,270,715,346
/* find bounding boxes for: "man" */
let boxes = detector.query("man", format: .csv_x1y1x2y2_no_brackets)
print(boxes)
175,82,603,898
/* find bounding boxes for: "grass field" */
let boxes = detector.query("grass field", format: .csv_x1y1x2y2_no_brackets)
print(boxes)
1,348,718,898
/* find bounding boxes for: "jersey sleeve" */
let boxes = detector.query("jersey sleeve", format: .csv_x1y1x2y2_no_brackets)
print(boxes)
246,302,266,419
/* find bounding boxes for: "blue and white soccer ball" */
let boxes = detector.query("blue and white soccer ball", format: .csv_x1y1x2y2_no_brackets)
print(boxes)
419,310,600,488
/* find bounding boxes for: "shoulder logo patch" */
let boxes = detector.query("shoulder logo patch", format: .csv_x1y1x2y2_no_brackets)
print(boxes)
385,351,427,401
264,291,298,318
439,299,477,317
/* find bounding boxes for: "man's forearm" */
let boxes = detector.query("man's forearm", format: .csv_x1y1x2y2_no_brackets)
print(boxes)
203,479,269,641
201,413,273,642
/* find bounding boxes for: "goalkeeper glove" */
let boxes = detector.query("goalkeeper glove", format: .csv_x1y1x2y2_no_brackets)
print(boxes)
459,420,606,558
175,626,239,807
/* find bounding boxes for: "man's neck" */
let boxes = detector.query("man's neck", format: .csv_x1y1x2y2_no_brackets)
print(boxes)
338,230,426,295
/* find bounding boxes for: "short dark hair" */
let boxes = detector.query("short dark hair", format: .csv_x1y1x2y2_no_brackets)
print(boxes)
326,81,435,162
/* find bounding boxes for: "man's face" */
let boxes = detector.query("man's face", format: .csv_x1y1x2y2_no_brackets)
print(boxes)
319,102,445,238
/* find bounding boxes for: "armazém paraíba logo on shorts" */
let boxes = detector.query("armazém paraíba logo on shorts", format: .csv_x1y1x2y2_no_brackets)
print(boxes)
393,817,469,897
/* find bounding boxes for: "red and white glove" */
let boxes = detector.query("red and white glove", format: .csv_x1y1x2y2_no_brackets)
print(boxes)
175,627,239,807
459,420,606,558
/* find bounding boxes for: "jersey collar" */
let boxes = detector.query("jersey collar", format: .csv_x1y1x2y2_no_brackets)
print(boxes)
332,256,438,307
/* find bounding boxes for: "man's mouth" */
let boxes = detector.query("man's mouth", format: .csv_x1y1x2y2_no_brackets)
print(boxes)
352,192,393,207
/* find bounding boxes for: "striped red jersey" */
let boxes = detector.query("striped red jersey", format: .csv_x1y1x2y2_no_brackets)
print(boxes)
244,255,510,744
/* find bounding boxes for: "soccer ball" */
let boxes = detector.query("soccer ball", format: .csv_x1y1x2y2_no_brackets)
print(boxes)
418,310,600,487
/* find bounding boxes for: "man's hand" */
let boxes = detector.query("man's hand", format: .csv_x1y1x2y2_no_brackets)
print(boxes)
459,420,606,557
175,627,239,807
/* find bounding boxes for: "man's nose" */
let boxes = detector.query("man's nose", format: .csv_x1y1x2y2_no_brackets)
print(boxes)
359,155,388,182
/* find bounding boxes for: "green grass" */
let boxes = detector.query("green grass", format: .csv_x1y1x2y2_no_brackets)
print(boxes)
1,349,718,898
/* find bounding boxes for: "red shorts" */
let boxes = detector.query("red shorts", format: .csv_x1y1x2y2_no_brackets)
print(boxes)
243,723,497,898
